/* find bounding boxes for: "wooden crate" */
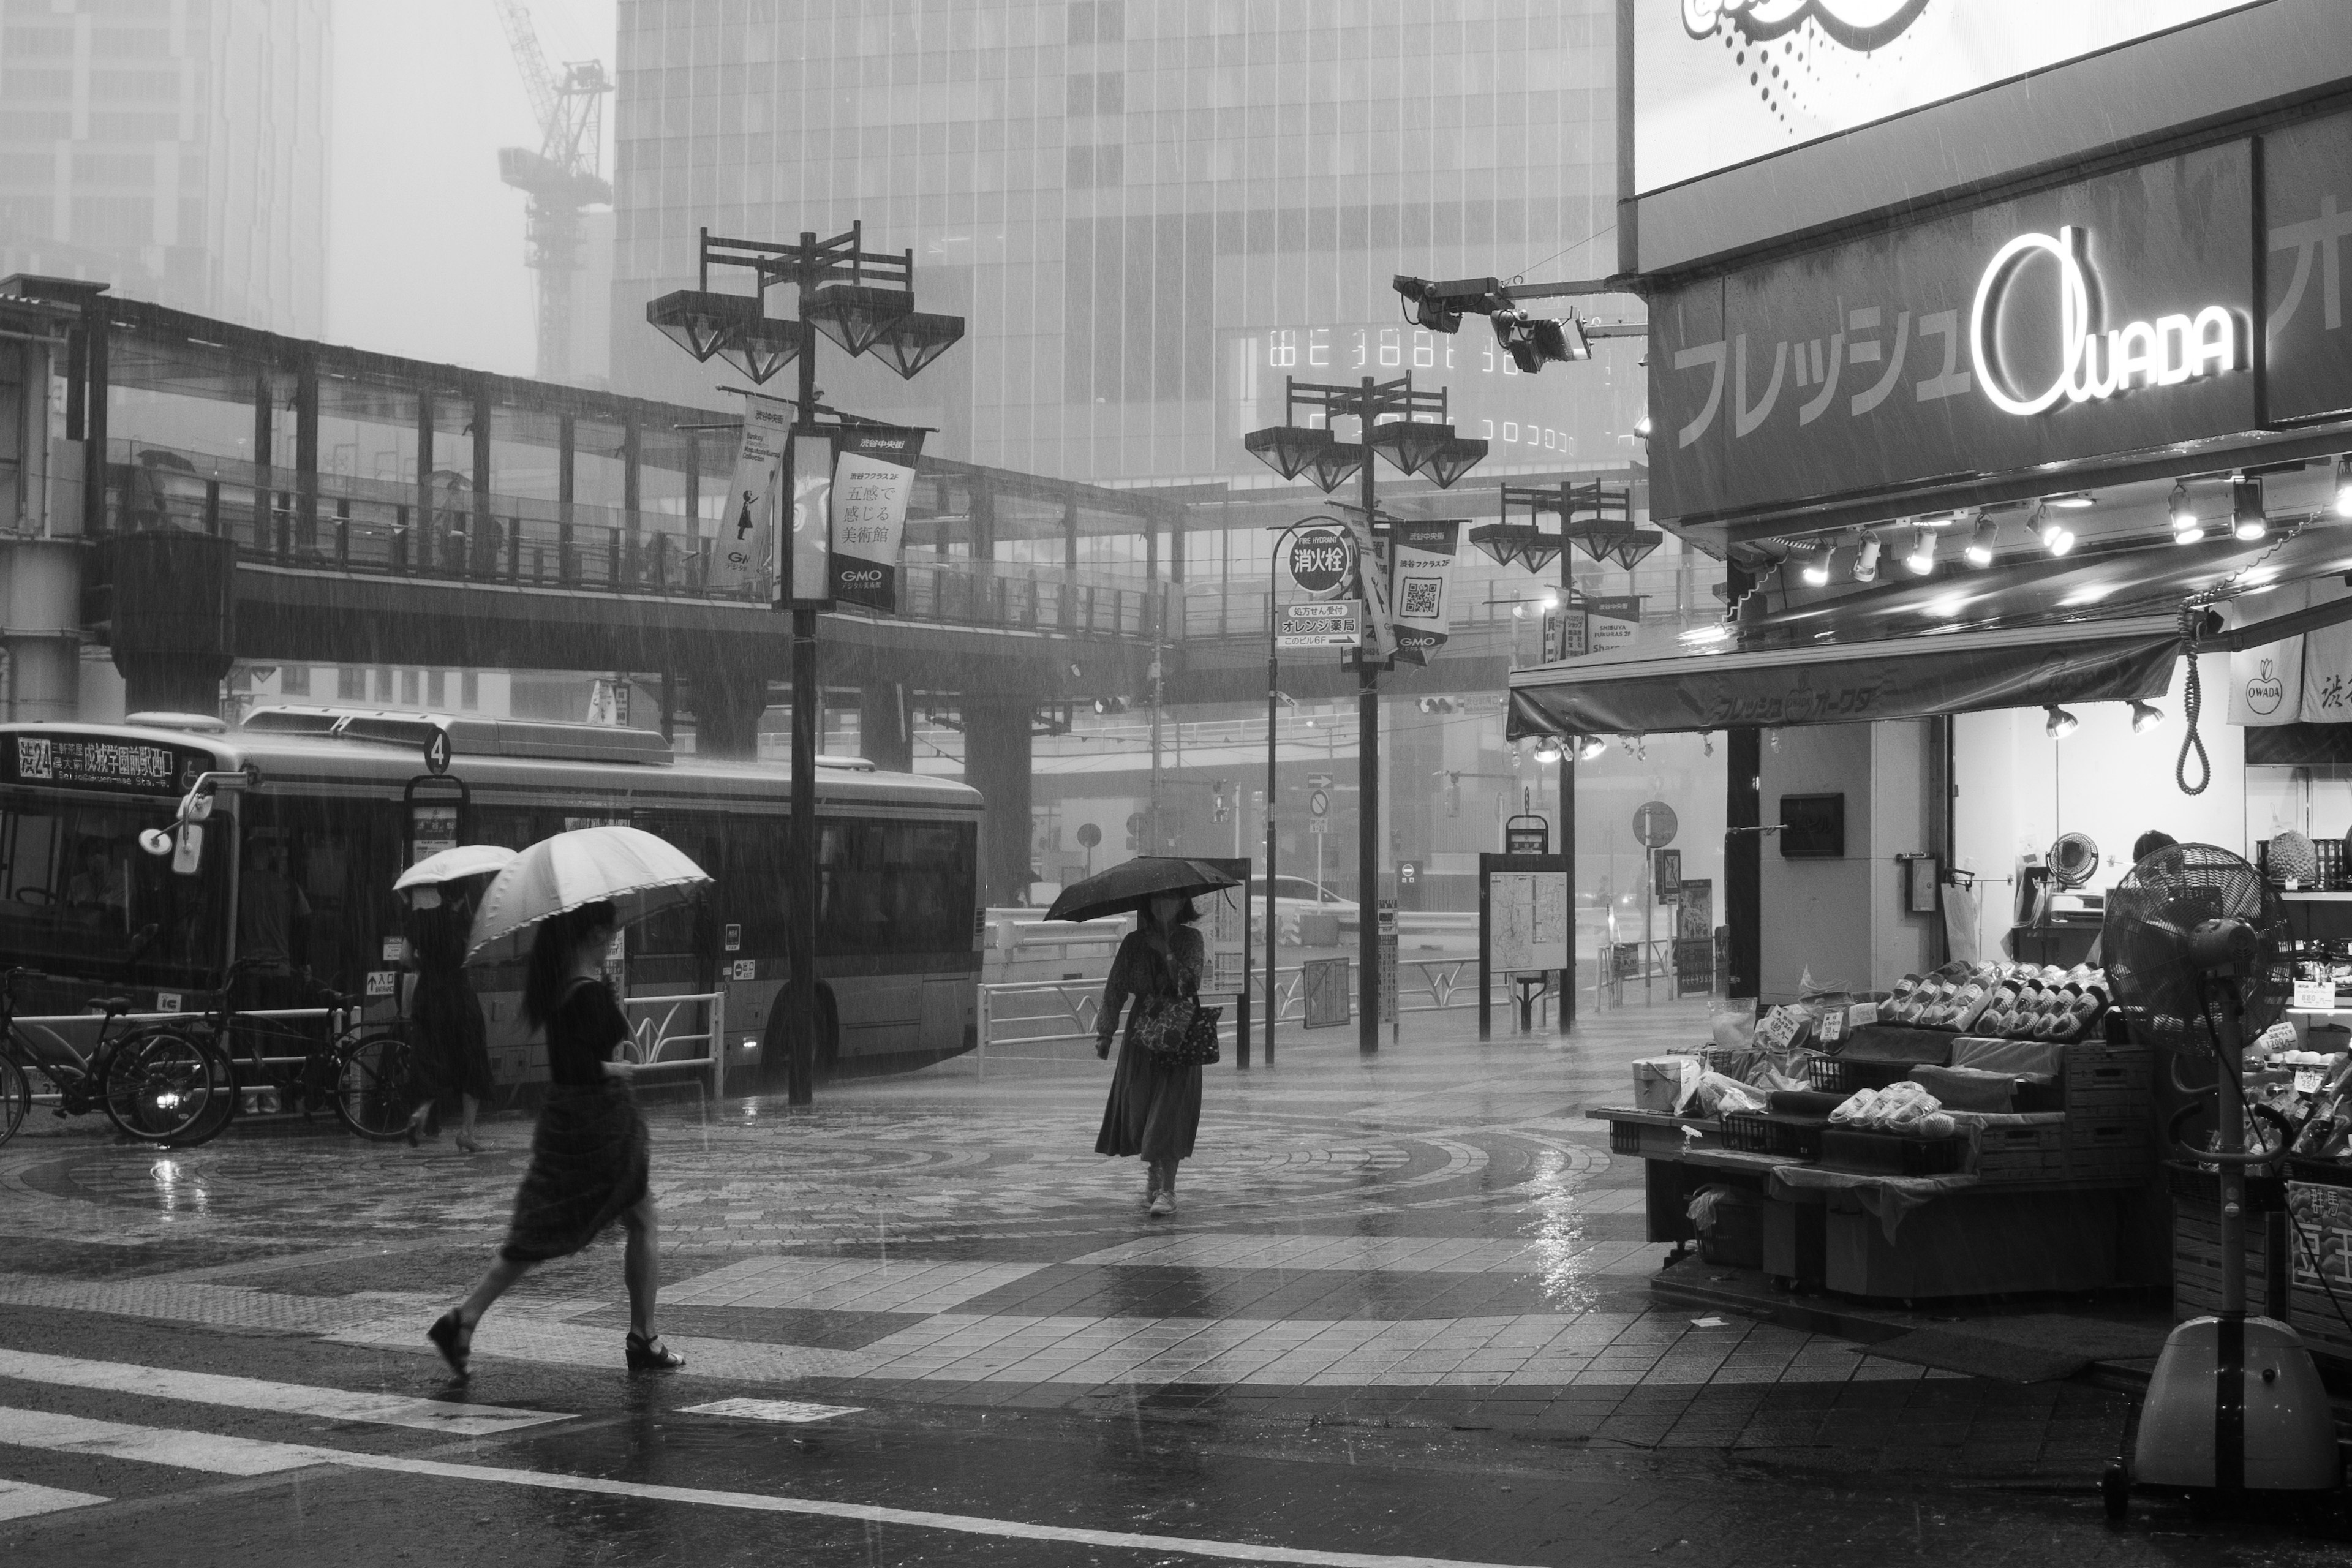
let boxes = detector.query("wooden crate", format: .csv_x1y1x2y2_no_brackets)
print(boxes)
2173,1204,2287,1319
2065,1119,2152,1180
1973,1120,2067,1183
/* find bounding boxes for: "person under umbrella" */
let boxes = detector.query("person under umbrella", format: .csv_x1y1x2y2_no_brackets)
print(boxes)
427,827,709,1379
392,846,516,1152
1053,856,1238,1219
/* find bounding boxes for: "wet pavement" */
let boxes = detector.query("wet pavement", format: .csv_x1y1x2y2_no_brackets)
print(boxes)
1,1000,2344,1564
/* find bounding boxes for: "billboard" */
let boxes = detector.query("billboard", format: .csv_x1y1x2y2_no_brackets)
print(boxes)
1635,1,2264,195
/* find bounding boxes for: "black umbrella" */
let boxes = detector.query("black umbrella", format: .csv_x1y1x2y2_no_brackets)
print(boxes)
1046,855,1240,923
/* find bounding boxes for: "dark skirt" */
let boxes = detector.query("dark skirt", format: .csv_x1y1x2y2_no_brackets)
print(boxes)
412,967,492,1109
1095,1035,1202,1162
499,1081,650,1264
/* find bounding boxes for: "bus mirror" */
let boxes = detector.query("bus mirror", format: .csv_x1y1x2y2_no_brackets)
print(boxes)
184,790,214,823
172,823,203,876
138,828,175,858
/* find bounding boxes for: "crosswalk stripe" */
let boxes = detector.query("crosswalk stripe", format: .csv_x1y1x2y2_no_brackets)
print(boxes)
681,1398,864,1423
0,1406,1544,1567
0,1349,569,1438
0,1479,109,1521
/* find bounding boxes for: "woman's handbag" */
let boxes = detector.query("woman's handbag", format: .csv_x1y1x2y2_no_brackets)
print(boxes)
1133,995,1223,1067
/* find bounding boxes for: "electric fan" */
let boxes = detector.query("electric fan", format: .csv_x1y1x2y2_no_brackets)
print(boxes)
2049,832,2100,891
2099,843,2337,1517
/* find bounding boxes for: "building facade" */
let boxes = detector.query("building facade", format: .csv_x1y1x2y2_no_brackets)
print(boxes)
605,0,1637,487
0,0,329,339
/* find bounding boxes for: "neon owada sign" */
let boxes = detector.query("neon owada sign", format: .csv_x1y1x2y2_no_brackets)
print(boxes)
1969,227,2239,417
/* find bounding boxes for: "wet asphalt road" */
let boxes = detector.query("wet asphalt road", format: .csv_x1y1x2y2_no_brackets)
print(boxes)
2,1005,2348,1566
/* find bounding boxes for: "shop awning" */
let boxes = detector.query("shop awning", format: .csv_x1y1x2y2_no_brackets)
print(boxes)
1507,617,2179,737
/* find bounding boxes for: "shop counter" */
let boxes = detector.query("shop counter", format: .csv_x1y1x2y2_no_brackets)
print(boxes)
1591,1106,2141,1300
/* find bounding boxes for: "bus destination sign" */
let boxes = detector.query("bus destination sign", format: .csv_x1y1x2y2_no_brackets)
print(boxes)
10,735,186,794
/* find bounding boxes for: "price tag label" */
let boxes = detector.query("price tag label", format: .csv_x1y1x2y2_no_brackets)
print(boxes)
1817,1008,1848,1046
2293,980,2338,1011
2296,1067,2324,1094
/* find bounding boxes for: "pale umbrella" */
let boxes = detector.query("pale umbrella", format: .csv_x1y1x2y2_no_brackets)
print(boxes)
466,826,711,962
394,844,518,896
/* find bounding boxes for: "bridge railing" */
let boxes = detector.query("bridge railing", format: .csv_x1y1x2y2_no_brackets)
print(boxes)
96,443,1167,642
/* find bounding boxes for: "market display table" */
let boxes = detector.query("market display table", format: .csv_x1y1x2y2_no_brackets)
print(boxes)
1591,1106,2140,1301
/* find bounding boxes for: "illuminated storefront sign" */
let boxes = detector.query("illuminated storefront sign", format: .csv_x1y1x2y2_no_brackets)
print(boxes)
1970,227,2239,416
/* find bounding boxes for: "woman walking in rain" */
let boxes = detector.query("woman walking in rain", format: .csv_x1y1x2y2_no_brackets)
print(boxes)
427,901,683,1377
402,875,494,1152
1095,892,1205,1216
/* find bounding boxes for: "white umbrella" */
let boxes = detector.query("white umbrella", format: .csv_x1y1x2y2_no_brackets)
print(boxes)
465,826,712,962
394,844,519,894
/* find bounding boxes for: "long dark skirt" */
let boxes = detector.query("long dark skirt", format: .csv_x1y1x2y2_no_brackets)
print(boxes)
1095,1036,1202,1162
412,967,492,1111
499,1082,650,1264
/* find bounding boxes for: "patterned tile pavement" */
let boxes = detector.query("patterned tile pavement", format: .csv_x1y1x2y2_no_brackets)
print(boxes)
0,998,2141,1477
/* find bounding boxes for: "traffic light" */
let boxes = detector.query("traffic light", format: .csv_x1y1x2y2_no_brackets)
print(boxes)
1416,696,1458,714
1212,780,1232,823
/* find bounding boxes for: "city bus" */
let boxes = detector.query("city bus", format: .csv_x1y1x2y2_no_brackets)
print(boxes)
0,709,984,1093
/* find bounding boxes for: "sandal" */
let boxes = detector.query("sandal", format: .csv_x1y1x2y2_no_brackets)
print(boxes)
625,1332,685,1372
428,1309,473,1379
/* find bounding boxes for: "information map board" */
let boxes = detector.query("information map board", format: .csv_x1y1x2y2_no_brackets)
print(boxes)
1478,853,1572,1040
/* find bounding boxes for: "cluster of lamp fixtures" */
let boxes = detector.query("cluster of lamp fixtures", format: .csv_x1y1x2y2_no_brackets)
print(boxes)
1530,734,1608,764
2041,700,2165,739
647,284,964,385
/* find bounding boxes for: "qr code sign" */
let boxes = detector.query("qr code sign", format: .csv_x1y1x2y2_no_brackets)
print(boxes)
1398,576,1441,619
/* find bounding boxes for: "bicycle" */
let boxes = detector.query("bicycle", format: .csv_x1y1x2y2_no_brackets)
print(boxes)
0,968,239,1148
171,959,423,1144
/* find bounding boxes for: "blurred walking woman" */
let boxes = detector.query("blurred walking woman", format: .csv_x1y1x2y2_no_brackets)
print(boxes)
1095,893,1204,1216
402,878,493,1152
427,902,683,1377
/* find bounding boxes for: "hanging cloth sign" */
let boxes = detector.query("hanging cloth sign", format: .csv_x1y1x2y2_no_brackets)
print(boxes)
1387,519,1460,667
1339,516,1398,658
782,429,835,607
829,425,927,612
716,393,790,595
2296,581,2352,724
2228,582,2309,726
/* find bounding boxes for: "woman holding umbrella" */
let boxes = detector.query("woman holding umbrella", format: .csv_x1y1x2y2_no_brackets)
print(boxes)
428,827,707,1379
394,846,514,1152
1054,856,1238,1219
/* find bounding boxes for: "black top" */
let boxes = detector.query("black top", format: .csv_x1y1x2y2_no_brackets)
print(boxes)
546,979,629,1088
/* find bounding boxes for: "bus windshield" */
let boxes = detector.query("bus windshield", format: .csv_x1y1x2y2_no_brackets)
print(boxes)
0,788,229,983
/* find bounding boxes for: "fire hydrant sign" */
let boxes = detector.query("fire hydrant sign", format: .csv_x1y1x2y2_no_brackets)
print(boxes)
1278,600,1362,648
829,424,927,612
717,393,790,595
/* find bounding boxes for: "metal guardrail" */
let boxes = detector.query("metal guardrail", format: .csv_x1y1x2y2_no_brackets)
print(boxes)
619,990,726,1104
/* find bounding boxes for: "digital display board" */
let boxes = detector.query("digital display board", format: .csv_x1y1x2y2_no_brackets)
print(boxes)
1635,1,2264,195
6,735,193,795
1226,323,1643,470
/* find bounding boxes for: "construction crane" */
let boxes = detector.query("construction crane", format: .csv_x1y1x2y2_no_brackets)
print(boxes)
493,0,611,384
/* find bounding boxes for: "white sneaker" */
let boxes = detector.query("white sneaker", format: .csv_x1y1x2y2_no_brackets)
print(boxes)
1148,1192,1175,1218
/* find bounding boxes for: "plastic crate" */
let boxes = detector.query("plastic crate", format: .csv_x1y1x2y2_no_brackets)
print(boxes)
1818,1127,1968,1176
1609,1120,1642,1155
1972,1121,2067,1183
1721,1110,1825,1161
1805,1056,1915,1095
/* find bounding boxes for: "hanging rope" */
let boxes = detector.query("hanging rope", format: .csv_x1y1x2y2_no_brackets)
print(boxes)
2176,601,2211,796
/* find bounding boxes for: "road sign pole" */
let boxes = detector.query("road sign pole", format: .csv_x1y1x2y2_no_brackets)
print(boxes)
1357,425,1381,1058
1263,580,1278,1071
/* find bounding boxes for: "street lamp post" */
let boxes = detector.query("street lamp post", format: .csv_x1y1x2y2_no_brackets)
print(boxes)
1245,374,1485,1055
647,224,963,1106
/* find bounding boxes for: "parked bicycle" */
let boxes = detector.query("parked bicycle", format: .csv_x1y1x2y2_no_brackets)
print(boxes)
0,967,239,1148
173,957,423,1144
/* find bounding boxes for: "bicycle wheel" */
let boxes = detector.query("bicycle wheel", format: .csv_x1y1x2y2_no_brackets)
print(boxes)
0,1052,28,1147
100,1030,235,1145
333,1032,423,1141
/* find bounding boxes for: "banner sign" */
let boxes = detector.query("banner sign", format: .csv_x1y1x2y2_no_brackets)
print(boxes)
1587,595,1643,655
2265,107,2352,426
717,394,790,595
1387,519,1460,666
829,425,926,612
782,431,835,607
1341,517,1398,659
1509,630,2177,737
1646,141,2256,524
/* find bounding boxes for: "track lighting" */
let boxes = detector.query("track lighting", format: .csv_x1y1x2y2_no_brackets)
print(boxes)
2337,456,2352,519
1801,549,1831,587
1904,529,1936,575
2232,474,2267,541
1965,515,1997,567
2168,482,2204,544
1853,529,1881,582
2033,504,2074,556
2131,700,2164,734
1533,737,1563,763
2045,704,2079,740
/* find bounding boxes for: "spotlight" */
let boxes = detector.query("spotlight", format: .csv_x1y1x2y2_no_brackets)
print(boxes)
1533,736,1564,763
2233,474,2267,541
1539,588,1561,612
2169,481,2205,544
1852,529,1881,582
1801,549,1832,587
1574,734,1608,761
1965,515,1997,567
1634,414,1653,441
2130,699,2164,734
2033,504,2074,556
1905,529,1936,575
2337,456,2352,519
2046,491,2097,508
2045,704,2079,740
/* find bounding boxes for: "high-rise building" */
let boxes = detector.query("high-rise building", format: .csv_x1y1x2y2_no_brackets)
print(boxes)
606,0,1637,488
0,0,330,338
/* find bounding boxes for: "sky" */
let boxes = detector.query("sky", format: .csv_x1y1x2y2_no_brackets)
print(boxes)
326,0,617,377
